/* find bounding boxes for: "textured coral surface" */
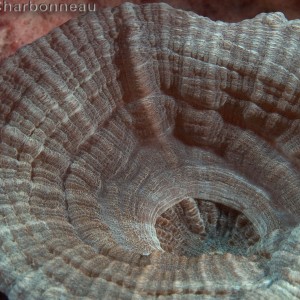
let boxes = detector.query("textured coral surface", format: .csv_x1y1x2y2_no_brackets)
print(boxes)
2,0,300,61
0,2,300,300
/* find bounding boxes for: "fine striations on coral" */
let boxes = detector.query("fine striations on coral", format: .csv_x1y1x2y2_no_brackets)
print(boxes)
0,3,300,299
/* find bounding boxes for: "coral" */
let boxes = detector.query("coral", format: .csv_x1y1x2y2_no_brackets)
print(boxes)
0,3,300,299
2,0,300,61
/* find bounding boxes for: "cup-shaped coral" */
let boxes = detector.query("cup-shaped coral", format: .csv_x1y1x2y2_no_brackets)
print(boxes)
0,3,300,299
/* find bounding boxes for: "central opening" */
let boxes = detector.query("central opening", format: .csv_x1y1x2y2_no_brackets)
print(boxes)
155,197,260,257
